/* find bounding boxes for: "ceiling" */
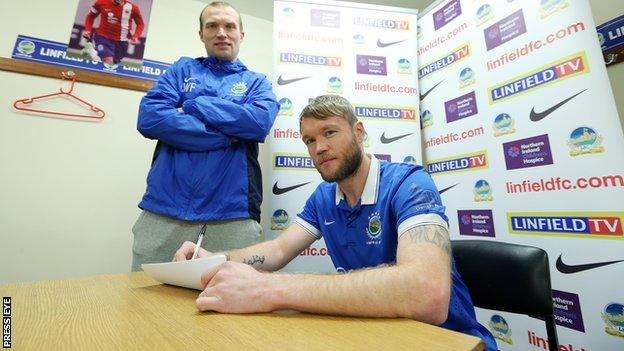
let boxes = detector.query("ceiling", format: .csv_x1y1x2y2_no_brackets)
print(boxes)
209,0,437,21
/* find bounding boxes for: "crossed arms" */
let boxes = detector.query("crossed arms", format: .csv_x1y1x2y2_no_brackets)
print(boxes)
174,222,452,325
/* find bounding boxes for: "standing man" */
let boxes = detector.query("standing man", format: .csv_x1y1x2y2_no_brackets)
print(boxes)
132,1,279,271
174,95,497,351
82,0,145,67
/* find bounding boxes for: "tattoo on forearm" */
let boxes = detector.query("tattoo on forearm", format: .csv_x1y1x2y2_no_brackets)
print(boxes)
243,255,265,266
406,225,451,256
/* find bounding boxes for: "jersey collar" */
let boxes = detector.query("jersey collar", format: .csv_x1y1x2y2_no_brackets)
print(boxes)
335,155,380,206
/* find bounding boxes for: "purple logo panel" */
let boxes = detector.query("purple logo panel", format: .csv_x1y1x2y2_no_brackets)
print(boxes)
484,9,527,51
445,91,478,122
433,0,462,30
310,9,340,28
457,210,496,237
356,55,387,76
503,134,554,170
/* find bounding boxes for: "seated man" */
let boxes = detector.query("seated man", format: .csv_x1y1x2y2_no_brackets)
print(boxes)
174,95,497,350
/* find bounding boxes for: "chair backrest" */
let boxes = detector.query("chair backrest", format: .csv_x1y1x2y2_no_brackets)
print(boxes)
451,240,559,351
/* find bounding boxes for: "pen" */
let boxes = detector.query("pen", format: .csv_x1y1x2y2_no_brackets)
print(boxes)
192,224,207,259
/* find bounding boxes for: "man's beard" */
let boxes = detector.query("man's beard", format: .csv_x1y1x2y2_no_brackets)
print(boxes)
318,139,363,183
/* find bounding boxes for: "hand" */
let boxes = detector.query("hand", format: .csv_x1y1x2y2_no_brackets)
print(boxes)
129,36,140,45
196,261,275,313
172,241,212,262
82,30,92,40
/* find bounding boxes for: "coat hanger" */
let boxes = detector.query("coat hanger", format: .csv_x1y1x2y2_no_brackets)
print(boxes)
13,71,105,119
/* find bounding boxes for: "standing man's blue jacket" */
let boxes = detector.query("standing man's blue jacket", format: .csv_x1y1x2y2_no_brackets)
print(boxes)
137,56,279,222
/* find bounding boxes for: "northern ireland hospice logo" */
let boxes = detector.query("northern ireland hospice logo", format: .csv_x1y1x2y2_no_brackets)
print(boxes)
357,55,387,76
507,211,624,239
567,127,604,156
310,9,340,28
433,0,462,30
488,51,589,104
503,134,553,170
445,91,478,123
484,9,526,51
458,209,495,237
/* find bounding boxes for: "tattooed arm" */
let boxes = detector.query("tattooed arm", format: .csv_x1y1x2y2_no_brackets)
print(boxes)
173,222,316,271
194,223,452,324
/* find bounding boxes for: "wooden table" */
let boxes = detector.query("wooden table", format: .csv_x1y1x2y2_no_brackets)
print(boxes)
0,272,484,350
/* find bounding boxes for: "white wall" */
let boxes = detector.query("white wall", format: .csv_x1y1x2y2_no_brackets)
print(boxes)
0,0,273,284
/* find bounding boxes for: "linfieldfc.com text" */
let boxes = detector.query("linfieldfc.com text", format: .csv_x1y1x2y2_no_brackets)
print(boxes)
506,175,624,194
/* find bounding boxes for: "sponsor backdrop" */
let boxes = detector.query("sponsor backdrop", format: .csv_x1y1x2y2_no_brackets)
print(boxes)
270,0,419,272
418,0,624,350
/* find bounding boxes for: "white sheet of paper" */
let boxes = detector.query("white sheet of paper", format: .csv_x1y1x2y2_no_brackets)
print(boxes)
141,255,227,290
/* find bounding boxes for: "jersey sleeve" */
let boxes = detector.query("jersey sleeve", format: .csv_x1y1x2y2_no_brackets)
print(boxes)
131,4,145,39
294,186,323,240
181,75,279,142
392,167,449,237
137,58,232,152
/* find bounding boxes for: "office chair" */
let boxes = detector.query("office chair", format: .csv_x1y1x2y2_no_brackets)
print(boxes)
451,240,559,351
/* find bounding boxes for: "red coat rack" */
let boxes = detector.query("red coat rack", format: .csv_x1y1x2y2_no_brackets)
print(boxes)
13,71,105,119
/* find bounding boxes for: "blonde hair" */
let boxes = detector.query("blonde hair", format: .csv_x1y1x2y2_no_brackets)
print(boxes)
299,95,358,126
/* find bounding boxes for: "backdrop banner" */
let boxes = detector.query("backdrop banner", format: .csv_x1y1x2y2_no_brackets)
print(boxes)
270,0,419,272
418,0,624,350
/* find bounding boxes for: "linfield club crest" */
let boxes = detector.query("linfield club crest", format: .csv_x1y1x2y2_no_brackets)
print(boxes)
366,211,382,244
230,81,248,96
567,126,604,156
602,302,624,338
489,314,513,345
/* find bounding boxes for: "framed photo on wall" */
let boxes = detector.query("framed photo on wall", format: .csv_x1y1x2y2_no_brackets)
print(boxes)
66,0,153,71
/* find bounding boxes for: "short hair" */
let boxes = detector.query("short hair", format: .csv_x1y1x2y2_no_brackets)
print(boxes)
300,95,358,126
199,1,243,31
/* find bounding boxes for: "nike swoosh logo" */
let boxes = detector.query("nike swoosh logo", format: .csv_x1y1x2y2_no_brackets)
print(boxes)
530,89,587,122
439,183,458,194
184,77,196,82
420,80,444,101
556,254,624,274
324,220,335,225
272,181,311,195
277,75,312,85
377,39,407,48
380,132,413,144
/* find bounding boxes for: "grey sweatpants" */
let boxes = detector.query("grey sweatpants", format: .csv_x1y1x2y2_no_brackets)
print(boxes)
131,210,263,271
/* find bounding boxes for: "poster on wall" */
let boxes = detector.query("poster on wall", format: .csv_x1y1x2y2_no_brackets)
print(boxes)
66,0,153,70
597,14,624,66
